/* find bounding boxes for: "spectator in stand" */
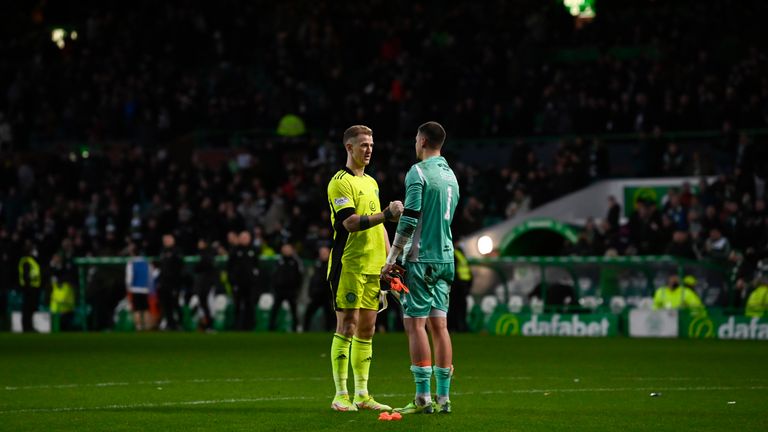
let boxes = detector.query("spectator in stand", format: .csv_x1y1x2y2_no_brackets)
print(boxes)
666,231,698,260
157,234,184,330
269,243,303,332
229,230,260,331
303,246,333,332
193,238,217,330
661,143,686,176
704,227,731,262
606,195,621,233
125,243,153,331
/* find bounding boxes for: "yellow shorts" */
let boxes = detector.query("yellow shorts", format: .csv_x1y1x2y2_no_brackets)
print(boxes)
332,271,381,311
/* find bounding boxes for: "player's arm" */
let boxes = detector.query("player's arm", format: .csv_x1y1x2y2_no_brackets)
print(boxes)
328,177,402,233
342,201,403,232
384,225,391,255
385,167,423,267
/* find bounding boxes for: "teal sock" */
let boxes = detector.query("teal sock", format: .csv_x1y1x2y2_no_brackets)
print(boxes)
410,365,432,403
434,366,452,402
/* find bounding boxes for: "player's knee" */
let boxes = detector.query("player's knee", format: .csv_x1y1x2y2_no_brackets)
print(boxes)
337,319,357,337
356,323,375,339
429,317,448,332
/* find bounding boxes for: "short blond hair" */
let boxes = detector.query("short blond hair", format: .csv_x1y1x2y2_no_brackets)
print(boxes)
343,125,372,145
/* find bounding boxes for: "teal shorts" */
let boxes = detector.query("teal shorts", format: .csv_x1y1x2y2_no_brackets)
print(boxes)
402,262,455,318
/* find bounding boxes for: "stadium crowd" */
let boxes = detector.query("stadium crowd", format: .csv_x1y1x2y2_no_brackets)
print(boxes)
1,1,767,148
2,1,768,330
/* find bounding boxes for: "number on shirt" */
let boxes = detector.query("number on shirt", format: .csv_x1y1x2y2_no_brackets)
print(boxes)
444,186,453,220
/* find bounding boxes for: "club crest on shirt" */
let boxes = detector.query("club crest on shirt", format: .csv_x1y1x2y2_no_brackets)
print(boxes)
334,197,350,206
369,201,376,211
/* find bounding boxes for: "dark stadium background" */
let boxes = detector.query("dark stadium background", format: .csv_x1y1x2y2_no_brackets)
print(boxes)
1,0,767,331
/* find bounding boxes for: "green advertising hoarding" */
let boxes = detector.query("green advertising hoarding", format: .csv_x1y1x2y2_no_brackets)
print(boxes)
623,185,700,217
682,314,768,340
490,312,618,337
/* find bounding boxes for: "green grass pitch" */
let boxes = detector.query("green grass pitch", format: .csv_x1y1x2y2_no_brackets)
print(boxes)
1,332,767,431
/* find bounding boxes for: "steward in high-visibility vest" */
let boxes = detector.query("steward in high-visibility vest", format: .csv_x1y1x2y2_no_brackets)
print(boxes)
50,250,78,331
448,246,473,332
653,274,706,315
50,280,75,314
18,256,41,289
455,248,472,283
745,283,768,318
18,248,42,332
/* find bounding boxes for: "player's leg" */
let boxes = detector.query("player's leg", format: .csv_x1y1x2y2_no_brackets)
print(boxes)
329,271,363,411
331,309,357,411
351,275,391,410
427,265,454,413
428,315,453,413
394,263,434,414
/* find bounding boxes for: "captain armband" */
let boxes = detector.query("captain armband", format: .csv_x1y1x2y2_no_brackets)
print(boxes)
402,208,421,219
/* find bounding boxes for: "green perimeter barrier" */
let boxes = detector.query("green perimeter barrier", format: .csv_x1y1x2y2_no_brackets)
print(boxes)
466,255,740,336
19,254,756,337
681,310,768,340
72,255,310,332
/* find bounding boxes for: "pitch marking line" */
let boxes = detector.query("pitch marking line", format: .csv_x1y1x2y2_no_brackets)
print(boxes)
2,386,767,415
0,396,314,414
3,377,325,391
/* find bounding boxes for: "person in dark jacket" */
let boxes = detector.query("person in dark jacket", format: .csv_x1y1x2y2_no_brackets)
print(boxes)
269,242,303,331
302,246,333,332
157,234,184,330
229,230,260,331
193,238,218,330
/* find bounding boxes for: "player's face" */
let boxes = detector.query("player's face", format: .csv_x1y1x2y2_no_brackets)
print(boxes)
349,134,373,168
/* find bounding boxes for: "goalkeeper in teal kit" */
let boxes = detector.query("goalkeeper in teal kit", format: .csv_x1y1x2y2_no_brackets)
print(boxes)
381,121,459,414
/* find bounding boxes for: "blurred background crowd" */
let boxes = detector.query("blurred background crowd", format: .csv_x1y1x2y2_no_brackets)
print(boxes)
1,0,768,330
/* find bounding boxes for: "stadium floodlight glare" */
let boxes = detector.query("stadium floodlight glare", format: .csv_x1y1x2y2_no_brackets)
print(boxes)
563,0,595,18
477,235,493,255
51,28,67,49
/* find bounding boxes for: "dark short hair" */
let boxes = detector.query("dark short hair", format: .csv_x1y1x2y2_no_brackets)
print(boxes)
418,121,446,148
343,125,372,145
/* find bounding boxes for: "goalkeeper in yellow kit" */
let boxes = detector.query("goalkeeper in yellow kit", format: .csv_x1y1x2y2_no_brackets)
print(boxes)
327,125,403,412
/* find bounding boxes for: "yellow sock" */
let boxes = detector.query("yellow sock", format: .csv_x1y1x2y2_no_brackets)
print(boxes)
351,336,372,396
331,333,352,395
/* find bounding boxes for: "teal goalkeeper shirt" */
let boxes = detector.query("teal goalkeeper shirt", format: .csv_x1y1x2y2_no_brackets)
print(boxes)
397,156,460,263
